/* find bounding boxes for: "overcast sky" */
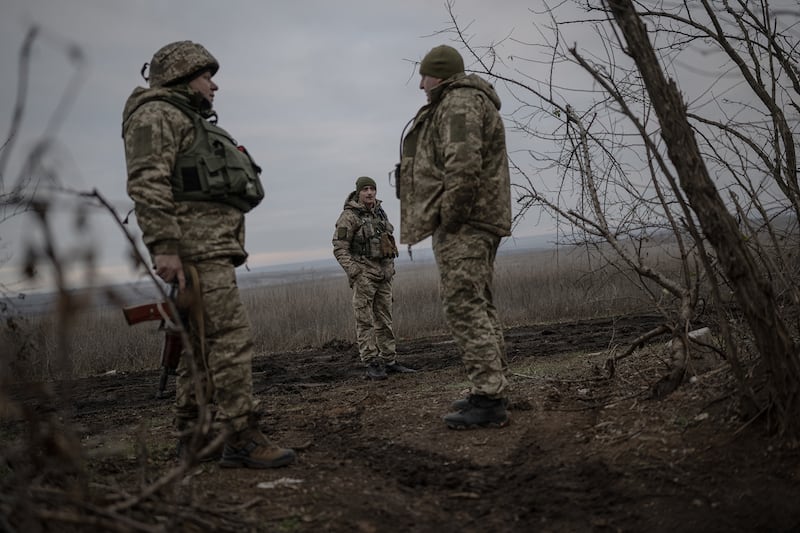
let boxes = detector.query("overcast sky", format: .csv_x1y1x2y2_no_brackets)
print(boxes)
1,0,566,292
5,2,793,294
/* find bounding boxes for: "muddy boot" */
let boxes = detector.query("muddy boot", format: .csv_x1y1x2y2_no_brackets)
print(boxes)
365,361,388,381
385,361,417,374
450,396,509,411
219,428,296,469
443,394,510,429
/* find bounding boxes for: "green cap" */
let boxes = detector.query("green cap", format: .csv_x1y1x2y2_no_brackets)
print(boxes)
356,176,377,191
419,45,464,80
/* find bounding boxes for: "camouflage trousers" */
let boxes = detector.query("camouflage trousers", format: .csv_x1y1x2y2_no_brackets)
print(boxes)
352,273,396,363
175,258,257,433
432,225,508,398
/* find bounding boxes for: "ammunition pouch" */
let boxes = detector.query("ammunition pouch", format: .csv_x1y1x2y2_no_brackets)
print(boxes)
134,93,265,212
348,205,397,259
350,233,397,259
173,119,265,212
380,233,399,258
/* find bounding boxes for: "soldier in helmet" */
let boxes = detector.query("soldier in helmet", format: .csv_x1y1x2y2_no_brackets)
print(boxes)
332,176,416,380
122,41,295,468
397,45,512,429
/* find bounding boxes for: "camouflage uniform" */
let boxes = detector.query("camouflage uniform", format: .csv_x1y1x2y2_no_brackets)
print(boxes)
122,50,257,435
332,193,398,365
399,69,512,399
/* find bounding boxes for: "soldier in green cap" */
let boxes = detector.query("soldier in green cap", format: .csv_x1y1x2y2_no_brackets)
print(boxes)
333,176,416,380
396,44,512,429
122,41,295,467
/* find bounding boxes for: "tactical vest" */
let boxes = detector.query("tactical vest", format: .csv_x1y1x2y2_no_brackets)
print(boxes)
134,94,265,212
350,206,398,259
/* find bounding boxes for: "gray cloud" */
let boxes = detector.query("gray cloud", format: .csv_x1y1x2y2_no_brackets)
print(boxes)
0,0,553,291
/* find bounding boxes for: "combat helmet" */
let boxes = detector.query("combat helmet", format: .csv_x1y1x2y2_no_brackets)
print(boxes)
146,40,219,88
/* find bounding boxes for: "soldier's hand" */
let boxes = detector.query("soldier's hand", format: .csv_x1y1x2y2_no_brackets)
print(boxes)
348,265,362,281
154,254,186,290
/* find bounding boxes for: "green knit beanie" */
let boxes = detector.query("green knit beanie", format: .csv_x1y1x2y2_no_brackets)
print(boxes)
419,45,465,80
356,176,377,191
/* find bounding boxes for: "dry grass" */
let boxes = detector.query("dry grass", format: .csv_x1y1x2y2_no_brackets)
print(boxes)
4,247,660,381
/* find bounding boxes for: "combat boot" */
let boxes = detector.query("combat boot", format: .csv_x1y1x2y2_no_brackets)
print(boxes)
219,428,296,469
443,394,510,430
451,395,509,411
365,361,388,380
385,361,417,374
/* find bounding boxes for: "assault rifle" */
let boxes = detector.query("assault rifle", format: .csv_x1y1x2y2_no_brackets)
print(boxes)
122,266,202,400
123,296,185,399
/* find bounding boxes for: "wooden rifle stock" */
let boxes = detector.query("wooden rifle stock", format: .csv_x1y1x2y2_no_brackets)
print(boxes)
122,300,183,399
122,302,175,325
126,266,201,400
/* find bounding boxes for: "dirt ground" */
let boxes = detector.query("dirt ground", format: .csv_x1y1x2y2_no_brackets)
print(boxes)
3,313,800,532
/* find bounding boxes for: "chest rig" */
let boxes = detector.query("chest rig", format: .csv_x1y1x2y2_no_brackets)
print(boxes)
350,206,398,259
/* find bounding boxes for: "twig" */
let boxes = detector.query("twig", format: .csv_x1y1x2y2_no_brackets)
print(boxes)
510,371,542,380
602,389,651,409
612,324,671,363
732,405,769,437
512,369,611,384
222,497,263,513
107,463,190,514
35,505,159,533
83,189,170,305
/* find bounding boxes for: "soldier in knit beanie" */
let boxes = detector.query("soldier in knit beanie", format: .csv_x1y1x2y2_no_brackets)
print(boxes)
333,174,414,380
419,45,465,80
399,41,512,430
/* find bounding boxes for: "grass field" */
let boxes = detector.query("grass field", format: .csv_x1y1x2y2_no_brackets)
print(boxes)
3,246,659,381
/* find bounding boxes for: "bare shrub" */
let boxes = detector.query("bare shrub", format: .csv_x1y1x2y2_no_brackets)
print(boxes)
434,0,800,437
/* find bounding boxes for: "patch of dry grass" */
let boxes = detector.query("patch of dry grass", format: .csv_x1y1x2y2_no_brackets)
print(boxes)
4,247,662,381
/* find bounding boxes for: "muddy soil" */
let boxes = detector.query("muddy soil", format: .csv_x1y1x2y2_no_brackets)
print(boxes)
3,313,800,532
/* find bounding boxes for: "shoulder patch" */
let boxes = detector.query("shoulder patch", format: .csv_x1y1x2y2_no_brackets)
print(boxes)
450,113,467,142
337,226,349,240
132,125,153,153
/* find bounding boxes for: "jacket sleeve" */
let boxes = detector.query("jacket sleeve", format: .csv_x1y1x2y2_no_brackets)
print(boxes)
123,102,186,255
332,210,361,282
437,90,486,232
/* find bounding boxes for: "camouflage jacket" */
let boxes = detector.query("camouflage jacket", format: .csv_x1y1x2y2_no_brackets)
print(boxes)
122,86,248,266
398,73,512,245
332,194,396,285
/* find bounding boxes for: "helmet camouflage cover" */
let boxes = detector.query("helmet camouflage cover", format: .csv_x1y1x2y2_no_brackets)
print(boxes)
148,40,219,87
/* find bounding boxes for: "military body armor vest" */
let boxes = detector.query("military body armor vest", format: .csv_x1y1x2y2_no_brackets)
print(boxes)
350,206,398,259
136,93,265,212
